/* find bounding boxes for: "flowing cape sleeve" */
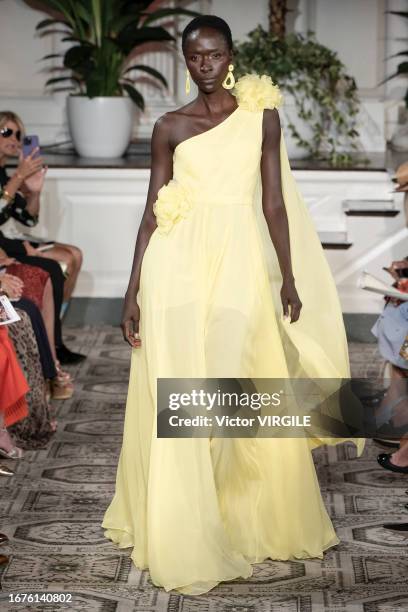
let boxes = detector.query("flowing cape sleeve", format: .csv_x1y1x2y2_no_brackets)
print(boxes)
235,74,365,454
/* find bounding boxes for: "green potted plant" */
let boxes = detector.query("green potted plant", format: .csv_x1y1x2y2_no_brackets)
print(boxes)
32,0,198,157
234,25,361,165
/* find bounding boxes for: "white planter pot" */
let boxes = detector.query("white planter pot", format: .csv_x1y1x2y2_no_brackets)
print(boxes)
67,96,135,158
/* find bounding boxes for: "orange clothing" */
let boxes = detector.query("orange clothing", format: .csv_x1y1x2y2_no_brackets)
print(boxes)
0,326,29,426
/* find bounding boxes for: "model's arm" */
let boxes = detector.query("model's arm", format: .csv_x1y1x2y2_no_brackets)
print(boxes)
122,115,173,346
260,108,302,323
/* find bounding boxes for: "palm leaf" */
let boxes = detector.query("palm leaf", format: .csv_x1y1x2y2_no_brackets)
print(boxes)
61,36,94,46
123,64,167,87
39,29,72,38
379,61,408,85
387,11,408,19
45,76,81,86
36,18,70,30
388,51,408,59
33,0,76,27
122,83,145,110
49,86,78,93
117,25,174,51
141,7,200,27
92,0,102,46
40,53,63,61
33,0,188,101
111,15,142,34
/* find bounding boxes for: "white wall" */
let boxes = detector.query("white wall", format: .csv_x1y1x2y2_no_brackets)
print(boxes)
0,0,67,143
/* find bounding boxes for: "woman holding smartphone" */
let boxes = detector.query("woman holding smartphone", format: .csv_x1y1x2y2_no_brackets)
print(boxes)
373,257,408,474
0,110,85,364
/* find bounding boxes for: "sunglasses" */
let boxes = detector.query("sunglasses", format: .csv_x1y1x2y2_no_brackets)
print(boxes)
0,127,22,141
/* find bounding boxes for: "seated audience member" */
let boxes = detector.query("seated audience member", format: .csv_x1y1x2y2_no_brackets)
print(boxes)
371,258,408,473
0,111,85,364
0,252,74,399
1,276,57,447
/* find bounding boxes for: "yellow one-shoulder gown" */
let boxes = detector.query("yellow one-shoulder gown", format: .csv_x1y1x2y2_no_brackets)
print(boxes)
101,73,363,595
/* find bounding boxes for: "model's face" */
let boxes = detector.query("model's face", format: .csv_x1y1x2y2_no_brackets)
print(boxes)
184,27,232,94
0,121,22,158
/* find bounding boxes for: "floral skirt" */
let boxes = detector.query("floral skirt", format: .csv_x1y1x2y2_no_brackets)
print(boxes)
7,310,55,449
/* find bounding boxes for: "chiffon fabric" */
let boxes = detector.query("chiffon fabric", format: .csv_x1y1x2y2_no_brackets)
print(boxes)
102,73,363,594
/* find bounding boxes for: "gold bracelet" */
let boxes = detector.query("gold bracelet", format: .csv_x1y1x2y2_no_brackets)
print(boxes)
2,189,14,204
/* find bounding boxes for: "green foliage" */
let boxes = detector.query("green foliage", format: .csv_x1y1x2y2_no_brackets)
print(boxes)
383,11,408,109
234,26,361,166
35,0,199,109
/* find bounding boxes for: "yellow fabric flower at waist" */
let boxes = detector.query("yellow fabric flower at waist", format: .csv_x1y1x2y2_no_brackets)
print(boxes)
233,73,284,112
153,179,193,235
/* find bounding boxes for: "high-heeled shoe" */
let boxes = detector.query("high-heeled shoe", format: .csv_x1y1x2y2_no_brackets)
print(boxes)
55,361,74,383
0,533,9,545
0,428,24,460
51,361,74,400
0,464,14,477
377,453,408,474
0,446,24,460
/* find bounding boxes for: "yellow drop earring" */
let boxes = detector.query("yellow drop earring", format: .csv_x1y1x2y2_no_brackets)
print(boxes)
185,69,191,95
222,64,235,90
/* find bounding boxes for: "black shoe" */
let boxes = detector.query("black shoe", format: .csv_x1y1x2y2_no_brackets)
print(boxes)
0,533,9,545
377,453,408,474
383,523,408,531
56,345,86,365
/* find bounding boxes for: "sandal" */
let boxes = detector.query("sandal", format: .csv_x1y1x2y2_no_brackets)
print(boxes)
51,362,74,401
0,464,14,477
0,428,24,460
55,361,74,383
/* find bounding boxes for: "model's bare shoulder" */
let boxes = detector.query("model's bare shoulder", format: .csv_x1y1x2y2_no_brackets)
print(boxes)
154,103,196,150
262,108,281,146
152,112,172,141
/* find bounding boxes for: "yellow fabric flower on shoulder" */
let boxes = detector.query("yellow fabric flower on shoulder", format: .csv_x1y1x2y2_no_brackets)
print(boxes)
153,179,193,235
233,73,284,112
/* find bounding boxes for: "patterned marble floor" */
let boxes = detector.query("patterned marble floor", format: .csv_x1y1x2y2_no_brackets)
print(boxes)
0,326,407,611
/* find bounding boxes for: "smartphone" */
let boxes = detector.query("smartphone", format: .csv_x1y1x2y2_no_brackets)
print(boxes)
22,135,41,159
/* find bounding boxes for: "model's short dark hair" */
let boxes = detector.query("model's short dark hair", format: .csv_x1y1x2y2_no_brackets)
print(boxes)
182,15,233,54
